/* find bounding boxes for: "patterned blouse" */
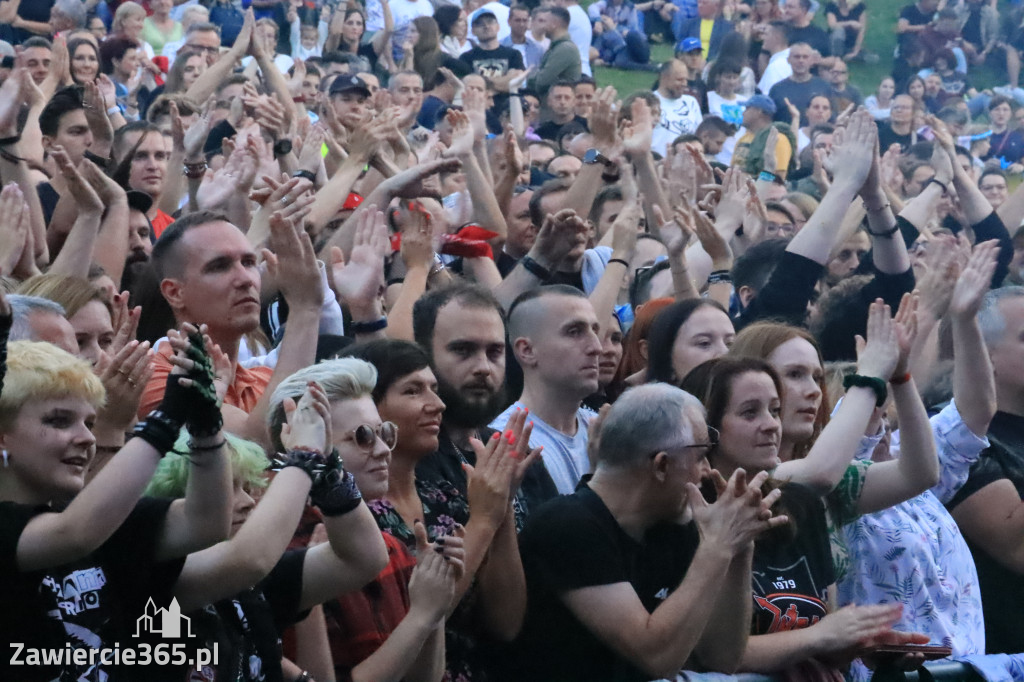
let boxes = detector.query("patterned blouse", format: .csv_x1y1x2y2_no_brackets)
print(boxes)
369,473,482,682
838,401,988,681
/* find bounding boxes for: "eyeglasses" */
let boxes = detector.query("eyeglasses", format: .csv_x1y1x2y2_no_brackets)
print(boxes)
343,422,399,452
650,426,720,458
186,44,220,53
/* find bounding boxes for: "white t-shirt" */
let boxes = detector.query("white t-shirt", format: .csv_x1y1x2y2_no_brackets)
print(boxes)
652,90,703,156
567,3,593,76
390,0,435,31
707,90,748,165
758,48,792,95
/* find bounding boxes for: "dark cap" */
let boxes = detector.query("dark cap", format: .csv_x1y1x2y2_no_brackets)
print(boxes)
126,190,154,215
329,74,371,97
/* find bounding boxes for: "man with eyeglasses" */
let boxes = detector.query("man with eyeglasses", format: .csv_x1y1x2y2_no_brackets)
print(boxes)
825,60,862,109
511,383,786,682
175,21,222,67
877,94,915,153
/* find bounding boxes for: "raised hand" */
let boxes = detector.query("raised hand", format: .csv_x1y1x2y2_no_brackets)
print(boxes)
610,195,642,258
94,339,153,433
52,149,103,215
949,240,999,318
589,86,619,153
622,98,654,158
108,291,141,357
0,184,29,276
854,299,900,382
713,166,749,236
408,520,460,621
380,157,462,200
825,109,877,193
263,211,324,311
443,108,475,159
686,468,788,553
465,428,518,529
501,407,544,497
280,381,332,455
528,208,588,270
891,292,919,377
331,205,387,318
693,205,733,270
400,203,436,272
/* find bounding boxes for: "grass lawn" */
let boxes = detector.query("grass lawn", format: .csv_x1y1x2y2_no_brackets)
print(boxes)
588,0,1004,98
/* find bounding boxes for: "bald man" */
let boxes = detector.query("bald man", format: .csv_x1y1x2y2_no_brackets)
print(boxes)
491,285,602,495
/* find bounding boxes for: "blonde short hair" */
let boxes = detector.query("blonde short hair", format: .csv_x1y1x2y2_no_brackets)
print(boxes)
113,1,145,32
0,341,105,429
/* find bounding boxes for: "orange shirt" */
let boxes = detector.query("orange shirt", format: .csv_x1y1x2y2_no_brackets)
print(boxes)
138,342,274,419
151,209,175,238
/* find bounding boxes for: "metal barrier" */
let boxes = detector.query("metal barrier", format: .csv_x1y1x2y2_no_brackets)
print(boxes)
871,661,986,681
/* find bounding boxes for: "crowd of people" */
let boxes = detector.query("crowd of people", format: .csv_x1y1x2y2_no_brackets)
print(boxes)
3,0,1024,681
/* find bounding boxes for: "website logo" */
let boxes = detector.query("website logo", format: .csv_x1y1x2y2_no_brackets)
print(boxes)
134,597,194,638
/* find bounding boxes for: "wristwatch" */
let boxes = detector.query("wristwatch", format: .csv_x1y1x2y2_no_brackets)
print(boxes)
272,138,293,158
584,148,614,167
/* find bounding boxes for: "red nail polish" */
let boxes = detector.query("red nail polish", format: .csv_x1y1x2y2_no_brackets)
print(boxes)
490,432,500,441
507,433,516,445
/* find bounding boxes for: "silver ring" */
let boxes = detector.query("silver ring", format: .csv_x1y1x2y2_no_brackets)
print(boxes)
281,196,290,206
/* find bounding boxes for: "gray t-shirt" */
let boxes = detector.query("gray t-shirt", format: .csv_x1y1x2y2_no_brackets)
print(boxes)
491,402,596,495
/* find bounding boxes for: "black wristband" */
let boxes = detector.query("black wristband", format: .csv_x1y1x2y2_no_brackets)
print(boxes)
132,410,183,456
867,222,900,238
349,317,388,334
608,258,629,268
293,169,316,183
311,450,363,516
925,177,948,195
843,373,888,407
520,254,552,281
707,269,732,285
271,448,327,481
0,134,20,147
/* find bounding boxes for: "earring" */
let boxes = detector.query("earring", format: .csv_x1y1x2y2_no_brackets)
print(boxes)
1,450,8,468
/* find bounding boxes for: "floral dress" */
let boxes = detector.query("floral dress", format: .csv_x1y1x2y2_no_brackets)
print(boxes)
369,473,482,682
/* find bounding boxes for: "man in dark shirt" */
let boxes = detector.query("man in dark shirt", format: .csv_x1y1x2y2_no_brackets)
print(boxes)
460,10,526,92
536,81,590,141
511,383,783,682
949,287,1024,654
782,0,830,56
897,0,938,53
877,94,916,152
983,96,1024,166
768,43,830,125
412,283,558,530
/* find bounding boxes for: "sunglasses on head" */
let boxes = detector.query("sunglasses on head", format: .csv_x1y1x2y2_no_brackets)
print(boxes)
345,422,399,452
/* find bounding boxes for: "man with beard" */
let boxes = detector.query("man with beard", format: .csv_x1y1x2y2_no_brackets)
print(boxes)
413,283,558,527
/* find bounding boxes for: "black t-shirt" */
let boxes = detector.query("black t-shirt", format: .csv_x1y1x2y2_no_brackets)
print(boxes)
824,2,864,27
899,3,934,49
37,181,59,227
460,45,525,79
151,549,308,682
750,484,834,635
535,115,590,142
962,6,984,47
948,411,1024,654
877,121,915,153
0,497,183,682
786,24,832,56
512,485,701,682
769,76,831,125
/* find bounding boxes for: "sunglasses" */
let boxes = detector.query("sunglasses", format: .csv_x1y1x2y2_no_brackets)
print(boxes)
344,422,399,452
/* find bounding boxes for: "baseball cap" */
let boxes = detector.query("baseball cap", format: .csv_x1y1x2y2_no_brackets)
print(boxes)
744,94,777,115
675,37,702,54
329,74,371,98
471,9,498,26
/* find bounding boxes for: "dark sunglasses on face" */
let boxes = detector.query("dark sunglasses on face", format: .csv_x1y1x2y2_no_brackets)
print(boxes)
345,422,399,452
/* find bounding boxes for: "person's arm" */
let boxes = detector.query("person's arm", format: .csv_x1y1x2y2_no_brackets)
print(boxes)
623,98,673,226
948,240,999,436
563,86,619,222
371,0,395,56
87,165,131,288
186,10,253,104
387,209,433,342
787,111,876,266
351,522,458,682
19,329,225,571
493,209,589,310
860,121,914,276
532,43,573,93
0,70,47,266
693,545,753,671
160,100,213,217
561,469,784,679
45,152,105,280
931,115,1012,284
775,300,901,493
445,106,508,240
228,214,324,445
589,198,639,327
249,28,296,131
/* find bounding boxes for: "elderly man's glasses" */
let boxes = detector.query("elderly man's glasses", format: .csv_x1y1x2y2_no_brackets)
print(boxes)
343,422,399,452
650,426,720,458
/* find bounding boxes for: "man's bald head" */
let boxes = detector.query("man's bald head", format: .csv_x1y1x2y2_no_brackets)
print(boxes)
507,285,588,343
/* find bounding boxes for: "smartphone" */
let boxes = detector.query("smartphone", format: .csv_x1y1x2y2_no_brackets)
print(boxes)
869,644,952,664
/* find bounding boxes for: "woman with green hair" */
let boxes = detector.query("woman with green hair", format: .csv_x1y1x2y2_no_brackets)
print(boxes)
143,375,402,682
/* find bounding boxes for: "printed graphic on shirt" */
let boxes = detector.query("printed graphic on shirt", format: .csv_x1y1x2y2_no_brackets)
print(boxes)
660,97,702,137
751,556,828,633
472,57,512,79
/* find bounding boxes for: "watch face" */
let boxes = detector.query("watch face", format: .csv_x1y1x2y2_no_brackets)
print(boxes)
275,140,293,155
584,148,600,164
